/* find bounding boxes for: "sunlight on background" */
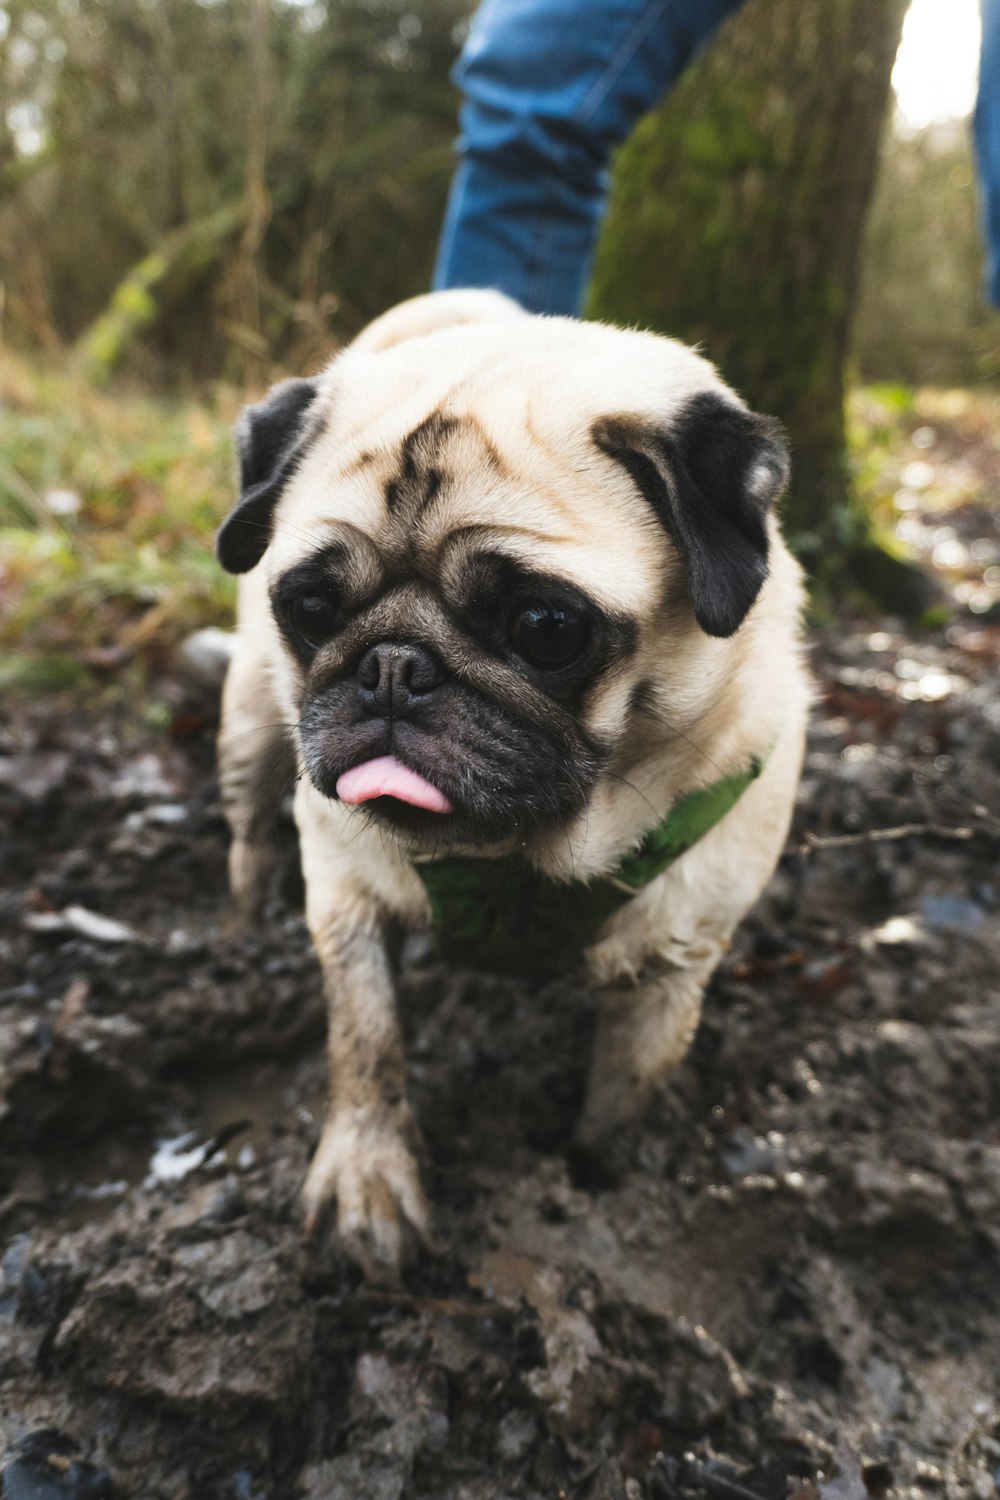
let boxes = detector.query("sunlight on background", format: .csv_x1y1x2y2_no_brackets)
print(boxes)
0,0,988,156
893,0,982,128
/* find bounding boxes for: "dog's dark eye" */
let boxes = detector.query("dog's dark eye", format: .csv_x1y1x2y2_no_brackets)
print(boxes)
289,593,339,649
511,602,589,669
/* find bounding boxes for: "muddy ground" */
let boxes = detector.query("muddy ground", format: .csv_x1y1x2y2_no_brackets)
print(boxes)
2,587,1000,1493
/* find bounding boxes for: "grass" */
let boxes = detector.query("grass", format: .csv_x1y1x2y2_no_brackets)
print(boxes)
0,352,242,695
2,352,997,697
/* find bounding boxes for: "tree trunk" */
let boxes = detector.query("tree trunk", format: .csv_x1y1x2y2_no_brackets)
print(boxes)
589,0,909,560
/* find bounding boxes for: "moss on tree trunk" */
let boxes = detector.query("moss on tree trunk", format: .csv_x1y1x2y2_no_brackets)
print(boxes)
589,0,909,564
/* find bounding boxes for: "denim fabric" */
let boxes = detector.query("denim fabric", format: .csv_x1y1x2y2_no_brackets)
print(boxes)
432,0,748,314
975,0,1000,305
436,0,1000,317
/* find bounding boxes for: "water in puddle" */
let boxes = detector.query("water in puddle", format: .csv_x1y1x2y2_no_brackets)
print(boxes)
41,1059,324,1226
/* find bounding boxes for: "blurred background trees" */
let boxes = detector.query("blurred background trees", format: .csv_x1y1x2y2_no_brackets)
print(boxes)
0,0,466,383
857,120,1000,389
0,0,996,563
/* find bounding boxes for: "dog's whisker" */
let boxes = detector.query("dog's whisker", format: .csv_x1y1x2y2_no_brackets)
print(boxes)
264,767,303,850
221,721,300,745
634,704,724,779
602,768,662,824
225,511,340,555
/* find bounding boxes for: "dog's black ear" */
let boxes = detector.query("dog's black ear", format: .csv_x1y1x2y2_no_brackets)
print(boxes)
216,378,320,574
593,391,790,637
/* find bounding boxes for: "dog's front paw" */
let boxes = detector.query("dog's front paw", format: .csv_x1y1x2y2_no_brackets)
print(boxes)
302,1112,432,1282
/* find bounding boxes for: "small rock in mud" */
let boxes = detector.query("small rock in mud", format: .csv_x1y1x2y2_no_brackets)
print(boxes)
1,1431,115,1500
176,627,235,690
51,1223,312,1415
0,754,71,805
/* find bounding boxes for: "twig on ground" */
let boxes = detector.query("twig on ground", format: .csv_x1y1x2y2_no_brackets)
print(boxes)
688,1472,767,1500
355,1289,514,1320
653,1455,768,1500
800,821,983,853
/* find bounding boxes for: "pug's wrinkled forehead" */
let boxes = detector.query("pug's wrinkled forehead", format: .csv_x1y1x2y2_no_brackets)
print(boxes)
273,344,683,617
218,316,789,641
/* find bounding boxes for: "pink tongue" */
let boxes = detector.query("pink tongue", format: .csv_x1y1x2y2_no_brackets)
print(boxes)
336,755,453,814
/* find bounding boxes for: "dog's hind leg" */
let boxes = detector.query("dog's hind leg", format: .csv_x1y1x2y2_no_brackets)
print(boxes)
218,640,295,925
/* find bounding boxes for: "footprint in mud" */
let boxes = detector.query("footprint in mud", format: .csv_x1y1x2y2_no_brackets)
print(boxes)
1,1431,115,1500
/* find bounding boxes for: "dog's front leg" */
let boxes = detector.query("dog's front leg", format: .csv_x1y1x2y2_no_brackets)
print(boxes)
298,820,430,1281
301,890,431,1279
576,944,722,1144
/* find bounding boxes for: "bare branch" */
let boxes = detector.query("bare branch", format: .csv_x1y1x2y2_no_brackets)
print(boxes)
801,822,982,853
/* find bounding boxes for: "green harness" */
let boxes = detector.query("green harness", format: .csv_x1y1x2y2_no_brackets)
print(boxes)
412,755,766,980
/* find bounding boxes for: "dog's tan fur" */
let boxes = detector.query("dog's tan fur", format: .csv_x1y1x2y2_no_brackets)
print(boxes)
218,291,809,1277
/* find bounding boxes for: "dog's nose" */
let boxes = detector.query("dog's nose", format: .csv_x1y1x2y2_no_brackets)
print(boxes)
355,641,446,716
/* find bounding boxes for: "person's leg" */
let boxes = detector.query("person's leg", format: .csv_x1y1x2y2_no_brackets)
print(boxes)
433,0,748,315
975,0,1000,306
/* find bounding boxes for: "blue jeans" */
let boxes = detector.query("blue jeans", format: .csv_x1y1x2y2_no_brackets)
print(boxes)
436,0,1000,315
976,0,1000,306
432,0,747,315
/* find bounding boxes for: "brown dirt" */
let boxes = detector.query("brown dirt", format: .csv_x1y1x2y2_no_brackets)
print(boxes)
2,597,999,1498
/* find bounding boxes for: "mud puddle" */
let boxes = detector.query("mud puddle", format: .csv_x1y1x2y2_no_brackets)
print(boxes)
27,1060,325,1234
2,608,1000,1500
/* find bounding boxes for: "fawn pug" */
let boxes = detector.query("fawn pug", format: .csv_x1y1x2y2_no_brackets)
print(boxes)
216,290,808,1278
